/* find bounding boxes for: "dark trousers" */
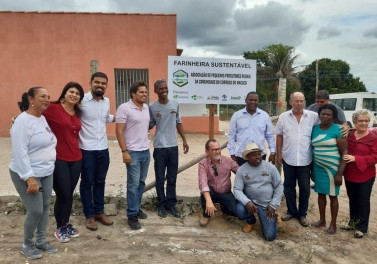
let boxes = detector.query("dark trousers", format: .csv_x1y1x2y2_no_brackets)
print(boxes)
282,160,311,218
200,188,237,218
80,149,110,218
236,154,266,166
53,159,82,227
345,177,375,233
153,146,178,209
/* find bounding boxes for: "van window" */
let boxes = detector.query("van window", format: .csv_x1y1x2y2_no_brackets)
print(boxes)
363,98,377,111
331,99,342,108
343,98,356,111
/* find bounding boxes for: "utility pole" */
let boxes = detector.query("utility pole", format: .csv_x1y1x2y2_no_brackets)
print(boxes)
315,59,319,93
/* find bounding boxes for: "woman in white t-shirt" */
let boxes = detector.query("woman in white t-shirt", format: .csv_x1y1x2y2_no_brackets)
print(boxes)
9,87,58,260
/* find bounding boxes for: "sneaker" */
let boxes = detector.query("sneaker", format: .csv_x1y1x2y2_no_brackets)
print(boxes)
166,206,181,218
128,216,141,230
137,210,148,219
35,242,58,254
242,222,254,233
54,226,70,243
199,216,210,227
21,244,42,259
158,207,167,218
67,224,80,238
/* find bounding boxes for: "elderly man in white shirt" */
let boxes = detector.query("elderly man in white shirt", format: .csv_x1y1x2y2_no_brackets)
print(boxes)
276,92,319,227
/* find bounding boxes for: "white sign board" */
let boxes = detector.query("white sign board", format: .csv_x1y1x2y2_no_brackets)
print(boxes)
168,56,256,104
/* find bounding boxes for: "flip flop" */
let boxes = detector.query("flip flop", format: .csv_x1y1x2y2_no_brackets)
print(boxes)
340,225,352,231
354,231,364,238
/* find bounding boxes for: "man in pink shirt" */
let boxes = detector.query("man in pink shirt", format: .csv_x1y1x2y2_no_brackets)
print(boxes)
115,80,150,230
198,139,239,227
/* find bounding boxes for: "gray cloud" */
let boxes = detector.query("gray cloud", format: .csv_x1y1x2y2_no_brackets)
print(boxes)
345,41,377,49
363,26,377,38
317,25,341,40
0,0,311,57
179,1,310,56
110,0,311,56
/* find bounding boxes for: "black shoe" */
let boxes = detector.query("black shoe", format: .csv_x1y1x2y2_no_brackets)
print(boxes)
127,216,141,230
158,207,167,218
166,207,181,218
137,210,147,219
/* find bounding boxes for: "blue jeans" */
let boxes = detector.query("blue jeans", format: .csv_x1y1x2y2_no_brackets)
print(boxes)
126,149,150,217
153,146,178,209
200,188,237,217
236,202,278,241
80,149,110,218
282,160,311,218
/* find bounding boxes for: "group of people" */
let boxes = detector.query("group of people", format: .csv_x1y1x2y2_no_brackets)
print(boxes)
199,90,377,242
9,74,188,259
9,79,377,259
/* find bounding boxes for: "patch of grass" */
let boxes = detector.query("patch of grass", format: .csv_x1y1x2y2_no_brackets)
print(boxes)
72,190,81,202
142,192,158,211
16,200,26,214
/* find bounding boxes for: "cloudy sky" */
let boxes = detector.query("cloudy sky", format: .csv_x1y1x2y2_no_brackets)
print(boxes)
1,0,377,92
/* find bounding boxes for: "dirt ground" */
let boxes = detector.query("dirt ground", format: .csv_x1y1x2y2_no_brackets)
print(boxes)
1,121,377,263
1,188,377,264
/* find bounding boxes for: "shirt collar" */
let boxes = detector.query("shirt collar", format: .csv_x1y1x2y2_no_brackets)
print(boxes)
206,155,222,165
87,91,104,101
242,107,261,115
129,99,147,109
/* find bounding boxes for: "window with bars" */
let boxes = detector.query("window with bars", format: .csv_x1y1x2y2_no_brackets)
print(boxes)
114,69,149,109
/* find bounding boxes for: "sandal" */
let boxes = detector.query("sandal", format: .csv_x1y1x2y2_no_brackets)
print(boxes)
340,225,352,231
354,230,364,238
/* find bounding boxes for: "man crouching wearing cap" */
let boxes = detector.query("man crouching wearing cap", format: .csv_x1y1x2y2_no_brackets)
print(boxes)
234,142,283,241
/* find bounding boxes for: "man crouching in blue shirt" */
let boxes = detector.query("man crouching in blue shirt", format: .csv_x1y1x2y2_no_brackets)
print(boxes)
234,142,283,241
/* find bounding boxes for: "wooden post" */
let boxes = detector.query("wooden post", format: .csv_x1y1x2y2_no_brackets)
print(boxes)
209,104,214,139
90,60,98,76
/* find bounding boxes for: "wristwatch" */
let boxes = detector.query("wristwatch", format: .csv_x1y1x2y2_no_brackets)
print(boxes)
270,152,276,156
121,149,128,153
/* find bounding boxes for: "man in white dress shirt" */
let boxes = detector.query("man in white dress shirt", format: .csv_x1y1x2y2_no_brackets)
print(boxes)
79,72,115,231
276,92,319,227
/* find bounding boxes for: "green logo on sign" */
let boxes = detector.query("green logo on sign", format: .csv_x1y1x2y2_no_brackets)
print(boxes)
173,70,188,87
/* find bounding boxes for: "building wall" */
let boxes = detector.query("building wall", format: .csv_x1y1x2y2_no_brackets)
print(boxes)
0,11,220,137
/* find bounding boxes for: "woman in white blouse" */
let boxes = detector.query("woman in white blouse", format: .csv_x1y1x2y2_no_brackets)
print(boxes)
9,87,58,260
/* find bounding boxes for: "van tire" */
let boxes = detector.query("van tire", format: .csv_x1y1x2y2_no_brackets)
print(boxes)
347,121,353,128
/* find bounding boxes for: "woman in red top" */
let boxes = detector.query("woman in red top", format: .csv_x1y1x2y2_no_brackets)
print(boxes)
43,82,84,243
343,109,377,238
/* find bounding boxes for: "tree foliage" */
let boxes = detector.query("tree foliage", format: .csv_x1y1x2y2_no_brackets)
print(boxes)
244,44,301,103
298,58,367,105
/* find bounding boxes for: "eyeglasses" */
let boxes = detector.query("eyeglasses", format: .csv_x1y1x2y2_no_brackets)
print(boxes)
210,148,221,152
154,79,166,86
212,165,218,176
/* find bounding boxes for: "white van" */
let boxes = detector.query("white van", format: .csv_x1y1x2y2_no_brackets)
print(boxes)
330,92,377,128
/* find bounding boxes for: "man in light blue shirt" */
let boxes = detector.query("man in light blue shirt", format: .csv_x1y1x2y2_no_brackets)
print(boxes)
79,72,115,231
227,92,276,166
